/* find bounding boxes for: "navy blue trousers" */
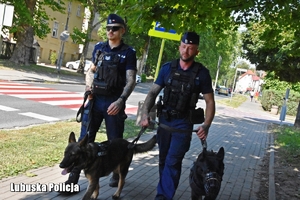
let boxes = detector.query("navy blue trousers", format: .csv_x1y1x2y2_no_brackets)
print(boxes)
155,117,192,200
78,95,127,142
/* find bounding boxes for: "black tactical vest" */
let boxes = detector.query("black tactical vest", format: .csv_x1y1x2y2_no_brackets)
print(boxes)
163,59,201,113
92,43,129,95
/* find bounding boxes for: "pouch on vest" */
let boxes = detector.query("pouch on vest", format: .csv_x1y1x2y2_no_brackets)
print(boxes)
92,79,112,95
189,107,205,124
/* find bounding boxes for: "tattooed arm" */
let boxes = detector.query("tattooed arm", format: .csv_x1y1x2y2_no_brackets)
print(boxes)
107,69,137,115
85,64,96,91
140,83,163,127
119,69,137,101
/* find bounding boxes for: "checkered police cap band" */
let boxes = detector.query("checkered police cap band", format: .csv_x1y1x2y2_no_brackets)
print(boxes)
181,32,200,45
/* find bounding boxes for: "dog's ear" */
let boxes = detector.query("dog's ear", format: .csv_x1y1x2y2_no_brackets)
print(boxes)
217,147,225,161
79,133,88,147
69,132,76,143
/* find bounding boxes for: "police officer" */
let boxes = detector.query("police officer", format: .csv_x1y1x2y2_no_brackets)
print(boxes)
140,32,215,200
64,13,137,188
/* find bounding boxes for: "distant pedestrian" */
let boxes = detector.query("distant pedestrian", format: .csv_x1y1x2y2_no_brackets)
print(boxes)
254,91,259,102
250,90,255,102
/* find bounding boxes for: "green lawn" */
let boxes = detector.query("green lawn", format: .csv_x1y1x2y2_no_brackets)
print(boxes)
0,119,146,179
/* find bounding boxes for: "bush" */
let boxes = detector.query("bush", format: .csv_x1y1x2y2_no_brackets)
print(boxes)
50,52,57,65
261,90,300,115
141,73,147,83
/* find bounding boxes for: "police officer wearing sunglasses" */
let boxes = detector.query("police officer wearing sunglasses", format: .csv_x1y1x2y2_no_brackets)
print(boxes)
63,14,137,189
140,32,215,200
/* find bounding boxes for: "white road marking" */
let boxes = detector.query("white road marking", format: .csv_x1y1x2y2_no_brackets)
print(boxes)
19,112,59,121
10,93,83,98
126,104,137,108
0,85,48,89
0,105,19,111
40,100,82,105
0,90,68,93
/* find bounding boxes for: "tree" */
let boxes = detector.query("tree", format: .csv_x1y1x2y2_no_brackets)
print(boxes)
1,0,64,65
72,0,121,74
242,21,300,127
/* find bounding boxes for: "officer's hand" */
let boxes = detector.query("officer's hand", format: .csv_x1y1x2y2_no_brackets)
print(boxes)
140,114,150,127
85,86,93,100
107,99,123,115
196,124,210,140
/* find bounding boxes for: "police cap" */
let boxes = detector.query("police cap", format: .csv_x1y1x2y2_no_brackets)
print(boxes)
181,32,200,45
107,14,125,27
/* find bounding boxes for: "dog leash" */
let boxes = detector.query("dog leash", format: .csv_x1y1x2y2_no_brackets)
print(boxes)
127,126,148,149
151,120,207,150
76,90,92,122
151,120,198,133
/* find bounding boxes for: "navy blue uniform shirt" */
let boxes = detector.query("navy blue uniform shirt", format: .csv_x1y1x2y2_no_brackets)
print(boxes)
155,60,213,94
92,41,137,73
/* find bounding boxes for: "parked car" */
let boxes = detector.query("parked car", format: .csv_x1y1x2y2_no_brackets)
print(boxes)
65,60,92,72
136,74,141,83
218,86,229,96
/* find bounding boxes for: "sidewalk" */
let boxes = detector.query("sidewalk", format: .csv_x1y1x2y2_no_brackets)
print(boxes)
0,69,294,199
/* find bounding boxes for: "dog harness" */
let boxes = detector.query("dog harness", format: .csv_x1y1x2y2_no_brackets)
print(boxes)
95,140,111,156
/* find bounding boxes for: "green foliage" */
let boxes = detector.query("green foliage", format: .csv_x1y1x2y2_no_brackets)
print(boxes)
3,0,65,39
261,90,300,116
70,27,86,44
49,52,57,65
242,20,300,83
261,90,283,111
262,71,300,93
141,73,147,83
274,126,300,162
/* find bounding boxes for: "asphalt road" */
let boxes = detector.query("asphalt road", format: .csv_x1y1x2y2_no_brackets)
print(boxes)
0,80,228,129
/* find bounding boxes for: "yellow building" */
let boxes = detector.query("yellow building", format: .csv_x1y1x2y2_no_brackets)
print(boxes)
35,0,84,66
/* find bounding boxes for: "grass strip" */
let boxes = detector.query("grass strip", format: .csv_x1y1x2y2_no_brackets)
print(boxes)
216,93,248,108
0,119,145,179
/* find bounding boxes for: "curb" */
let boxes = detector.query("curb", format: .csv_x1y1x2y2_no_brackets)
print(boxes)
269,132,276,200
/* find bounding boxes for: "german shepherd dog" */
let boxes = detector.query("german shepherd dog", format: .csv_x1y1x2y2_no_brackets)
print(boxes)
189,146,225,200
59,132,157,200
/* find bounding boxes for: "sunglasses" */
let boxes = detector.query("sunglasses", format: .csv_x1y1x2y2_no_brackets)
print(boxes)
106,26,123,32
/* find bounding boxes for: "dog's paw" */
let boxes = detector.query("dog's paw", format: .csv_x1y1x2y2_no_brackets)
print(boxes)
112,194,120,199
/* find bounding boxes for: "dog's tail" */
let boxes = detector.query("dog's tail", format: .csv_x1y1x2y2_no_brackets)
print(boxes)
134,135,157,153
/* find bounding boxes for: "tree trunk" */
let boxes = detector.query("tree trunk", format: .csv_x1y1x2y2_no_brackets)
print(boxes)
294,101,300,128
77,6,96,74
138,38,150,75
9,0,36,65
9,26,34,65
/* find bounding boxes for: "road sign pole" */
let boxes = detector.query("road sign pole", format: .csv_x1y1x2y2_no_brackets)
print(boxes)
154,39,165,81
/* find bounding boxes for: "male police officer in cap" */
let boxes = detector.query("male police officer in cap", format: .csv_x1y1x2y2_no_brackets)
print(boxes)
63,13,137,188
140,31,215,200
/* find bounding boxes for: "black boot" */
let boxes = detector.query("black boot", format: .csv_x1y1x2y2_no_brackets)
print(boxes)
65,166,81,184
109,173,119,187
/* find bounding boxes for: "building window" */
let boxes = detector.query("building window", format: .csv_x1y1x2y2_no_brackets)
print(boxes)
76,5,81,17
52,22,59,37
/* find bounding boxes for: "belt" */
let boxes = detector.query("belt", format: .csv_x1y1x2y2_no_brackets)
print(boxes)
162,109,188,119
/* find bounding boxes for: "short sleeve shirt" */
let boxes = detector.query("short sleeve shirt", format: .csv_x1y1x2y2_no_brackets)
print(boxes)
155,60,214,94
92,41,137,73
